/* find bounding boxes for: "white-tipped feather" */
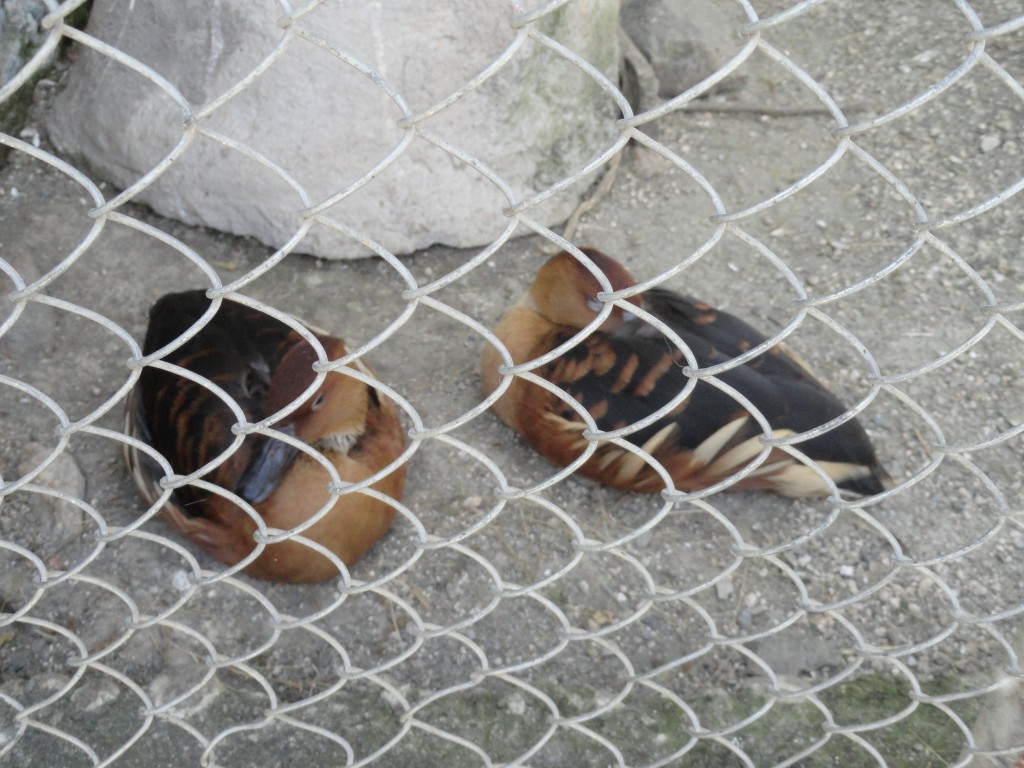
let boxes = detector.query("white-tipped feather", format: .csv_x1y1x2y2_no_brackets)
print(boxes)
691,418,750,466
640,423,678,456
593,425,678,483
817,461,873,485
756,463,826,497
614,450,650,484
596,447,622,471
744,459,795,478
704,437,767,477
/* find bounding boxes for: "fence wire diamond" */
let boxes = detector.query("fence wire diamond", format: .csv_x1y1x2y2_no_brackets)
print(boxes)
2,1,1023,766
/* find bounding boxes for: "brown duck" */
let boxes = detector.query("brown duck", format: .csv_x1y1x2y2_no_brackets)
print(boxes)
126,291,407,581
481,248,891,497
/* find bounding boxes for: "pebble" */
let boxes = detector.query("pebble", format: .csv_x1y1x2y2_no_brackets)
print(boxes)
715,577,734,600
980,134,1001,153
69,677,122,713
16,442,87,546
503,692,528,715
171,570,192,592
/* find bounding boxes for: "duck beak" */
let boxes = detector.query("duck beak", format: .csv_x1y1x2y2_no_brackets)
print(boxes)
235,425,300,504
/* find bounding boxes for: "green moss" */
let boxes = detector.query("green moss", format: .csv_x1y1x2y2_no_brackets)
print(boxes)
806,676,980,768
403,672,980,767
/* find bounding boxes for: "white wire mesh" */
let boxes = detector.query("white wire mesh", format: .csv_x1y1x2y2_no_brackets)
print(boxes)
1,1,1024,766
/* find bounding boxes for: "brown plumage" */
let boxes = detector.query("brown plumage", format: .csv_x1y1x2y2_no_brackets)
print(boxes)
481,248,891,497
125,290,407,581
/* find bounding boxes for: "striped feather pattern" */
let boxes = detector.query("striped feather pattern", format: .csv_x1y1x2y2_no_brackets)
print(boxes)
482,249,890,497
125,290,407,581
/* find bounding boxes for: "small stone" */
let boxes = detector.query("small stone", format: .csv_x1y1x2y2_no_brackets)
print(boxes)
69,677,122,713
17,442,87,545
839,565,855,578
980,134,1001,153
171,570,192,592
750,633,842,676
501,691,528,715
715,577,734,600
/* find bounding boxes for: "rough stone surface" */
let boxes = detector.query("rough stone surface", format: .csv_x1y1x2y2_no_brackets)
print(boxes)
17,440,87,549
46,0,621,259
0,244,60,360
0,0,47,84
748,632,842,678
0,0,51,164
963,674,1024,767
620,0,744,99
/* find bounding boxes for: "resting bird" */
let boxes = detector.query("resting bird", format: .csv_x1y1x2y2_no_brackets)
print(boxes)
481,248,890,497
125,290,407,582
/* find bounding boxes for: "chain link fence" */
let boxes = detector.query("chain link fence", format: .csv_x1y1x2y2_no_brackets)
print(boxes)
2,0,1024,766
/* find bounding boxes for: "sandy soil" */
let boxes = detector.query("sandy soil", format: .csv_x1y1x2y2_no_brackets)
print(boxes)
1,1,1023,765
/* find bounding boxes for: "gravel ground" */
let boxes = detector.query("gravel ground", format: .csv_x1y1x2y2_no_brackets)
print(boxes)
1,2,1023,766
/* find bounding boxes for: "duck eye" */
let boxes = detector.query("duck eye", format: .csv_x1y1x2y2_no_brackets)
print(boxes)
311,393,326,410
586,297,604,313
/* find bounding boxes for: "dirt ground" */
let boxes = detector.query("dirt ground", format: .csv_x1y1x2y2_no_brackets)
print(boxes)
1,2,1023,766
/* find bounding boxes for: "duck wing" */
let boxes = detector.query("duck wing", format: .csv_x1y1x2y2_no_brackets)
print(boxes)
519,289,888,495
135,291,304,508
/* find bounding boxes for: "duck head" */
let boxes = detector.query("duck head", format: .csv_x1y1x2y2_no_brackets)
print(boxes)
235,338,371,504
529,248,641,331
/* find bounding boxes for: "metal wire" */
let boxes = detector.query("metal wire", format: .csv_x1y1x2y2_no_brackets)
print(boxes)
2,1,1023,766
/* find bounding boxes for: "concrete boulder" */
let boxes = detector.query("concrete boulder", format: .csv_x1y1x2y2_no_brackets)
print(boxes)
620,0,744,101
1,0,52,165
47,0,621,259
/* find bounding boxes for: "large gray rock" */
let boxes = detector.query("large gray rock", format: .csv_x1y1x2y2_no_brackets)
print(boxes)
0,0,51,165
47,0,621,259
962,673,1024,767
17,441,87,550
621,0,744,100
